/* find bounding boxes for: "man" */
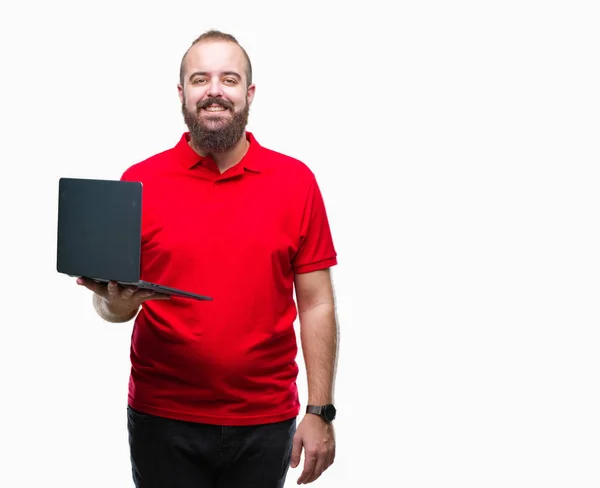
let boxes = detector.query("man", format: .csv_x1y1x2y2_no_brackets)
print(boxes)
77,30,339,488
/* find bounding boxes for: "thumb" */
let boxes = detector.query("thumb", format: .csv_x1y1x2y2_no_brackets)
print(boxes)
290,432,303,468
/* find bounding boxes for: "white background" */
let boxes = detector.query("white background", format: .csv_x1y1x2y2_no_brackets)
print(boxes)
1,1,599,487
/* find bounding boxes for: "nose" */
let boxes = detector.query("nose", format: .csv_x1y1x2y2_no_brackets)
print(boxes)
207,77,224,97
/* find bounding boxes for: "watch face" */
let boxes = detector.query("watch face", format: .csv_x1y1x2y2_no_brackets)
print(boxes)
324,404,336,421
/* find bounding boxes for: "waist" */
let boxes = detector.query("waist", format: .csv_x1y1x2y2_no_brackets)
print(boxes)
127,310,300,424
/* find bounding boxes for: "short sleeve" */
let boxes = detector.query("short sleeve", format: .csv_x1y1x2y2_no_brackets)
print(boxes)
120,166,135,182
292,177,338,274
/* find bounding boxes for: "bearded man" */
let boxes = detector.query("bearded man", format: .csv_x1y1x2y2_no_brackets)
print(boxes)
77,29,340,488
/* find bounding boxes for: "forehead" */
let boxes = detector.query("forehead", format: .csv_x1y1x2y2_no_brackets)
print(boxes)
183,40,247,79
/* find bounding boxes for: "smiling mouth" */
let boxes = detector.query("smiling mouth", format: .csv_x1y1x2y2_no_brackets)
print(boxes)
202,104,228,113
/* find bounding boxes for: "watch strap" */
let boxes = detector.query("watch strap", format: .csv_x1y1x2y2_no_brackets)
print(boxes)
306,405,324,416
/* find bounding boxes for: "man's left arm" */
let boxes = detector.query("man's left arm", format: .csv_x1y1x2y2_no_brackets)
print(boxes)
290,267,339,485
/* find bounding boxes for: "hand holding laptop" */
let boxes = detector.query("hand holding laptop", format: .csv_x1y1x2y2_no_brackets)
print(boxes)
77,278,171,317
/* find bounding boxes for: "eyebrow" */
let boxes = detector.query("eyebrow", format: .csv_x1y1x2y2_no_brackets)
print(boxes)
188,71,242,81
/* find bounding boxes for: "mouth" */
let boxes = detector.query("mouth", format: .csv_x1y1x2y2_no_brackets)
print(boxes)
203,105,227,112
199,102,231,115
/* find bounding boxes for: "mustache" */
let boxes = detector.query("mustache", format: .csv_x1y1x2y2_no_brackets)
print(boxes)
197,97,234,111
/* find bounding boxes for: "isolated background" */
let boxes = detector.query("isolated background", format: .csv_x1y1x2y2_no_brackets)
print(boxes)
1,1,599,487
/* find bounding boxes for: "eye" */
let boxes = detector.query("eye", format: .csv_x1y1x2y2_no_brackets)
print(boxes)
224,78,237,85
192,78,207,84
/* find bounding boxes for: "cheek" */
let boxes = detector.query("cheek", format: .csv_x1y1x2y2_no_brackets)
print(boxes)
184,95,198,109
224,89,247,107
183,88,205,108
187,99,199,111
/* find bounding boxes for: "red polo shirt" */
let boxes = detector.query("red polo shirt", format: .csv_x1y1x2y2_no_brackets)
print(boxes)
120,132,337,426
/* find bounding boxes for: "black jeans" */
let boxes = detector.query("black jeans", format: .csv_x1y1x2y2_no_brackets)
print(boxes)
127,406,296,488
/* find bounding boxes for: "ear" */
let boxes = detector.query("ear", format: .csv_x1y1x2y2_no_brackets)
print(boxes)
177,83,184,104
246,84,256,106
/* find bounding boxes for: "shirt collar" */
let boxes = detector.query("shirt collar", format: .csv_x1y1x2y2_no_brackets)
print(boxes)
175,131,263,173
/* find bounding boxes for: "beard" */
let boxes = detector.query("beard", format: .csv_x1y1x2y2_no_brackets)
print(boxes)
182,96,250,153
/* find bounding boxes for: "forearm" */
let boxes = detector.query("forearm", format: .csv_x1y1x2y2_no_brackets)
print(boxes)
299,302,338,404
93,294,139,323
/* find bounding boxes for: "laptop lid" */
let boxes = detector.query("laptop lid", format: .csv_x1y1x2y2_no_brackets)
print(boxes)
56,177,143,283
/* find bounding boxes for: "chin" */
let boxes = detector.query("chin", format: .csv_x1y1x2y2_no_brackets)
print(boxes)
201,119,230,130
201,112,231,122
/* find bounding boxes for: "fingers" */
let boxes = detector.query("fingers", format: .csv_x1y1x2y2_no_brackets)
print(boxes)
290,433,303,469
298,448,334,484
116,284,169,303
120,284,138,299
305,454,327,484
76,278,172,303
137,291,172,302
297,453,317,485
76,277,107,296
327,445,336,469
151,293,172,300
107,281,124,298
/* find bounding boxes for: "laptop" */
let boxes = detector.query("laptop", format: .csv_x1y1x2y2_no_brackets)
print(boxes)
56,177,212,301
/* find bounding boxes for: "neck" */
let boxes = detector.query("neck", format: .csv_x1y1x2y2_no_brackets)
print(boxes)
189,134,249,174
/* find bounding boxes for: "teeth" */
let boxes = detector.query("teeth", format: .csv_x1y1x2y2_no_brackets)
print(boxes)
205,106,225,112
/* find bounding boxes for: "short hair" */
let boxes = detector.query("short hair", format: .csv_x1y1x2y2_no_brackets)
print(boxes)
179,30,253,87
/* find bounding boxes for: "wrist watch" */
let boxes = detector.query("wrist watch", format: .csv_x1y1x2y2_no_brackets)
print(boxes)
306,404,336,423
